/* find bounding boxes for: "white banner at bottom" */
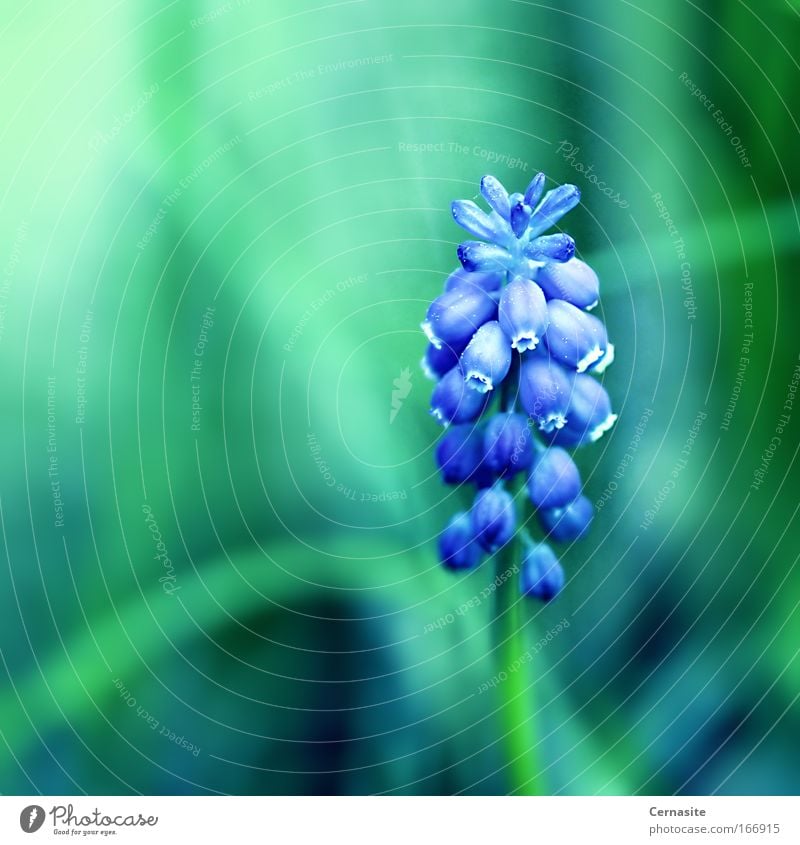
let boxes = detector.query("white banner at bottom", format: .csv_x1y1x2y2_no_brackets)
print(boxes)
1,796,797,844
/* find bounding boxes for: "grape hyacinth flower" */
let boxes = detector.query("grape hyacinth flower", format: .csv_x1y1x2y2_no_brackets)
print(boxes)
422,173,617,601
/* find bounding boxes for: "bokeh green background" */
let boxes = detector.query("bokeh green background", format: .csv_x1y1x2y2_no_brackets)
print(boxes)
1,0,798,795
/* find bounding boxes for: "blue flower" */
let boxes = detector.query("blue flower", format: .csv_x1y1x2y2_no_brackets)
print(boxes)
430,366,489,425
544,299,609,373
499,275,549,352
421,342,459,380
422,283,497,351
537,257,599,310
460,320,512,393
553,373,617,447
439,512,484,570
528,446,582,509
422,174,617,601
519,352,572,433
471,484,516,552
520,542,565,601
539,494,594,542
436,424,492,486
483,412,534,478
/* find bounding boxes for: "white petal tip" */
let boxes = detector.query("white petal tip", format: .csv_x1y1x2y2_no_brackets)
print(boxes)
421,321,442,348
592,343,615,374
465,372,493,393
576,345,604,373
589,413,618,442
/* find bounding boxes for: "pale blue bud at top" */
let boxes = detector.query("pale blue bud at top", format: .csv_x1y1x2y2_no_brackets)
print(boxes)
422,284,497,350
430,366,488,425
539,494,593,542
523,172,546,207
508,192,533,238
528,184,581,236
444,266,504,293
498,276,549,352
457,241,511,273
480,174,511,220
544,299,609,373
555,373,617,446
460,320,512,393
422,342,460,380
452,200,509,245
528,446,582,509
520,542,565,601
524,232,576,264
435,424,486,485
439,511,483,570
519,353,572,432
471,484,516,552
536,257,599,310
483,412,533,478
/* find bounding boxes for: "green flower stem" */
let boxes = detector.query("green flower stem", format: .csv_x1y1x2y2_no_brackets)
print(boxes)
493,536,545,795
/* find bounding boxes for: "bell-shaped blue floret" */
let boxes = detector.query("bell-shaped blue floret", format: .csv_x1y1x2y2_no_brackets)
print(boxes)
459,320,512,393
539,494,593,542
422,342,460,380
439,511,484,570
422,284,497,350
555,373,617,446
430,367,488,425
483,412,533,478
519,353,572,432
498,276,549,352
471,484,516,552
436,424,487,485
528,446,582,509
520,542,565,601
544,299,609,373
536,257,599,310
444,266,504,293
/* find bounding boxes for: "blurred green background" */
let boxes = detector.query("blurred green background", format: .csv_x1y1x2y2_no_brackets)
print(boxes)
1,0,799,795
